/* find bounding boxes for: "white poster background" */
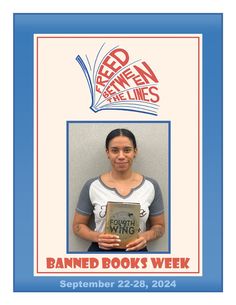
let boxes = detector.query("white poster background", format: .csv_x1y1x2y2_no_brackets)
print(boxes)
34,34,202,275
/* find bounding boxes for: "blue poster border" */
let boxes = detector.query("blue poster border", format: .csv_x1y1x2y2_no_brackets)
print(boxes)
14,13,223,292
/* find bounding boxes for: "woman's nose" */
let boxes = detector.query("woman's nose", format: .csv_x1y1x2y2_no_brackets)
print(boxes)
118,150,125,158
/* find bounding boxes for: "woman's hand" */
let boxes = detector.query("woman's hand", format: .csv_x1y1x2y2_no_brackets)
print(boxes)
125,215,165,251
97,233,121,250
125,235,147,251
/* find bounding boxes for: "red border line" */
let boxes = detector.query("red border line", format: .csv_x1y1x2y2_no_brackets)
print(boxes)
36,35,201,275
36,271,201,274
36,37,39,274
197,36,201,274
36,36,200,39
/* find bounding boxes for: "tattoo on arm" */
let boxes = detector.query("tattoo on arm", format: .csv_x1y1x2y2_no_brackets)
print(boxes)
152,226,164,239
73,223,82,236
75,223,92,235
76,224,83,234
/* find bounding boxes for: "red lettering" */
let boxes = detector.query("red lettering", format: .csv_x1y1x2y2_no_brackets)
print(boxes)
113,74,130,89
123,68,135,80
133,61,158,84
142,87,150,101
149,86,160,102
151,257,165,268
102,257,146,269
172,258,180,268
46,257,55,268
180,257,190,269
165,258,172,268
112,94,121,102
106,85,116,95
141,257,148,268
129,258,143,268
109,48,129,67
132,74,146,86
46,257,99,269
97,64,114,80
102,258,110,268
134,87,144,100
96,75,107,87
150,257,190,269
109,80,120,91
90,258,99,268
96,85,102,93
103,55,122,73
55,258,64,269
118,93,126,101
126,90,135,100
64,258,73,268
102,91,110,98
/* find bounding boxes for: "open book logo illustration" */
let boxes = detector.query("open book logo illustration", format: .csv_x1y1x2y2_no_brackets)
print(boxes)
76,44,160,116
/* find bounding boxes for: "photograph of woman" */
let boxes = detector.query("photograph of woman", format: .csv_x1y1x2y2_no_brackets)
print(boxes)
72,128,165,252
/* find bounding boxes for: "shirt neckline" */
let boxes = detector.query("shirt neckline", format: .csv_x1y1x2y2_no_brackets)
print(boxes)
98,175,145,199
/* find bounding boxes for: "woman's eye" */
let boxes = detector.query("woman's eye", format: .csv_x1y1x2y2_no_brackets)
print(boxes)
124,148,132,153
111,149,119,153
110,148,133,153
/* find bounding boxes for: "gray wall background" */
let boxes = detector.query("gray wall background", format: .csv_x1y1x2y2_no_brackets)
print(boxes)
68,122,169,252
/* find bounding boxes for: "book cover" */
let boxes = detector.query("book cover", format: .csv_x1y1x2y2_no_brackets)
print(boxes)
105,201,140,249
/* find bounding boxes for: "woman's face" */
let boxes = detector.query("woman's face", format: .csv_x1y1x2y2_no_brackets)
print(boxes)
106,136,137,172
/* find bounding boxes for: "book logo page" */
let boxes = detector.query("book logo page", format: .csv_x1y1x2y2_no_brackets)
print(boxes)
76,43,160,116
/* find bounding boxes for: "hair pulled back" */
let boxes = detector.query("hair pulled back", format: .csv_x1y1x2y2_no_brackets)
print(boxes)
105,128,137,150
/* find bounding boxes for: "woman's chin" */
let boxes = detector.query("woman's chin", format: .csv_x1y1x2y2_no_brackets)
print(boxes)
114,164,129,171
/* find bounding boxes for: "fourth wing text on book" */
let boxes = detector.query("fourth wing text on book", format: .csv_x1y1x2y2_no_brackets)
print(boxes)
105,201,140,248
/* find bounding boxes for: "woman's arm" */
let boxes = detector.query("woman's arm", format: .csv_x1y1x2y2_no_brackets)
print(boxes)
73,211,121,249
73,212,99,242
140,213,165,242
126,213,165,251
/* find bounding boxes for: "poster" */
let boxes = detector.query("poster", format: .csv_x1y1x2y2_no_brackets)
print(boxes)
14,13,223,292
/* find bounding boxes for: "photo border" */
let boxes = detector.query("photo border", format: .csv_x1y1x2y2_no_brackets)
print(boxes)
14,13,223,292
66,120,171,257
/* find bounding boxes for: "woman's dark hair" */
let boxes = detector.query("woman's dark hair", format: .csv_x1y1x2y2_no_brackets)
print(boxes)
105,128,137,150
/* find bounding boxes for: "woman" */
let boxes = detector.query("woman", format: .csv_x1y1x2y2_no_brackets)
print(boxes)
73,128,165,251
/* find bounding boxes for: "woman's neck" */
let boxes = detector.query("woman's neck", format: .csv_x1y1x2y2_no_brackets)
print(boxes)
110,169,133,181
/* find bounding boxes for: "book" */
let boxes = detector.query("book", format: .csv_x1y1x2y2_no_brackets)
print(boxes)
105,201,140,249
75,43,160,116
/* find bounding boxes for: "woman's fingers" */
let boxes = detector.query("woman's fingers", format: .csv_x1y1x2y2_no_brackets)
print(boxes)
125,237,147,251
98,233,121,249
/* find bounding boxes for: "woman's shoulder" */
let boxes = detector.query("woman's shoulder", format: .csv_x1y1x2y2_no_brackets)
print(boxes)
144,176,162,190
82,176,100,188
144,176,158,183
